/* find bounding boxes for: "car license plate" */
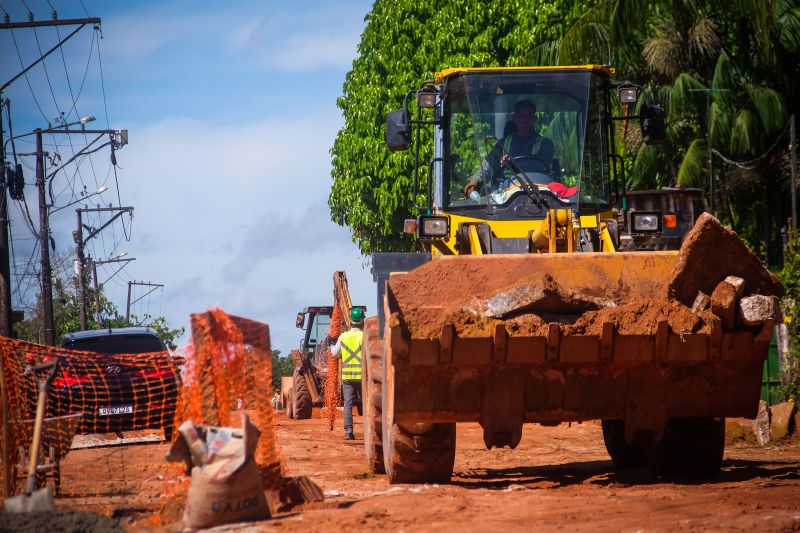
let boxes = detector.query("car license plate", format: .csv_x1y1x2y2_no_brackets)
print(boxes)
98,405,133,416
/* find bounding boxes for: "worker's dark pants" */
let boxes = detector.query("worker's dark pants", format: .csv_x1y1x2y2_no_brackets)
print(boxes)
342,380,361,435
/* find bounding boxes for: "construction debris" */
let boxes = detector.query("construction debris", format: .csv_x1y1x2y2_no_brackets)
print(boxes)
769,401,797,441
666,213,784,306
739,295,783,327
691,291,710,313
710,276,744,329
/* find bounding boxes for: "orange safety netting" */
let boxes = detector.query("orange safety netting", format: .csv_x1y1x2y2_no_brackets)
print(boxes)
175,309,286,490
0,336,180,499
0,308,286,502
324,303,342,431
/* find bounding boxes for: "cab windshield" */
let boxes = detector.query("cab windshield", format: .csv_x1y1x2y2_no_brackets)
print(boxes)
444,70,611,212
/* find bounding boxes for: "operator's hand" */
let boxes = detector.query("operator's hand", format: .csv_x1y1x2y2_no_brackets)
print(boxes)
500,153,511,166
464,176,481,196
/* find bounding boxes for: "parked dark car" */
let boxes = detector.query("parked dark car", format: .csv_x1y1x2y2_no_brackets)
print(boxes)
54,327,183,440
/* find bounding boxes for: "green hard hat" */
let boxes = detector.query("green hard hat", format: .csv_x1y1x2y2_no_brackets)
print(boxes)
350,307,365,323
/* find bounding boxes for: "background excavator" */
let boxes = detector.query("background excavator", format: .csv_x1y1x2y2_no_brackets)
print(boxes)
361,65,783,483
283,272,366,420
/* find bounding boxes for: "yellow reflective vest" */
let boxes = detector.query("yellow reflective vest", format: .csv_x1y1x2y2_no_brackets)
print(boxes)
338,328,363,381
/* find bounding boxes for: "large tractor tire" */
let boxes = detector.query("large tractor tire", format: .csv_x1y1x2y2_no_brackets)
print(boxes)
651,418,725,478
292,368,313,420
381,331,456,483
362,317,385,474
601,419,648,469
285,387,295,419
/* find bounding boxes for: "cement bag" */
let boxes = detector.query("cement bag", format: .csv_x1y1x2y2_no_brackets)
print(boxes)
167,412,270,530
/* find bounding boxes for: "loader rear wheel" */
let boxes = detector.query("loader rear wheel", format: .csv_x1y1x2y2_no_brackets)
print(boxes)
651,418,725,478
362,317,385,474
292,369,313,420
286,387,295,419
601,419,647,469
381,333,456,483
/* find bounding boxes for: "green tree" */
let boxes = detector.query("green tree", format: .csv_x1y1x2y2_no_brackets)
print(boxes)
270,350,294,391
555,0,800,260
330,0,593,254
779,235,800,400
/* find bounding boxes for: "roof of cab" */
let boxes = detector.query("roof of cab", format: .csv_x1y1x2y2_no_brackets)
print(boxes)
61,326,160,342
434,65,616,84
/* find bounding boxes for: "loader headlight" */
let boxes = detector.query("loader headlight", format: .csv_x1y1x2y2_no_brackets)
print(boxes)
631,212,661,233
419,216,449,238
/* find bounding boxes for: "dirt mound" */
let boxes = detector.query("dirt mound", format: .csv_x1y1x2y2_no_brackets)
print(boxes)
667,213,784,305
0,510,122,533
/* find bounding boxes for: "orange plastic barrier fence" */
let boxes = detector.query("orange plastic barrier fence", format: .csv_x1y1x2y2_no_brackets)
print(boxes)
176,309,285,490
0,337,178,498
324,303,342,431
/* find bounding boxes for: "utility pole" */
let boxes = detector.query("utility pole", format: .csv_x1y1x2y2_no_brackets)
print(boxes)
0,14,101,338
74,206,134,329
689,88,729,214
33,128,127,342
89,254,135,328
126,281,164,325
35,130,55,345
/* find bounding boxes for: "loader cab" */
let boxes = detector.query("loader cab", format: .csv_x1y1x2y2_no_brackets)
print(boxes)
386,66,668,253
297,306,332,366
441,67,613,218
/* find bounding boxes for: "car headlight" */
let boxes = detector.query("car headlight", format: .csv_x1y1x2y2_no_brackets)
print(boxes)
419,216,449,237
631,212,661,232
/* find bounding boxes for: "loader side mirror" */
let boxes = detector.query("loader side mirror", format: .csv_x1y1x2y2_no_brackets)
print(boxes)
385,108,411,151
296,312,305,329
640,102,667,145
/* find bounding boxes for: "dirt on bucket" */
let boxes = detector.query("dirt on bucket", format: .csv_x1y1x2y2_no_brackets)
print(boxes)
388,214,773,340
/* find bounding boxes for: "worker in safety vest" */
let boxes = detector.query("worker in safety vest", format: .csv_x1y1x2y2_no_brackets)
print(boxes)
330,307,364,440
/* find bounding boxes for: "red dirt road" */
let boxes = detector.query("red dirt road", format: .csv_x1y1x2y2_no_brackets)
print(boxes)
55,409,800,532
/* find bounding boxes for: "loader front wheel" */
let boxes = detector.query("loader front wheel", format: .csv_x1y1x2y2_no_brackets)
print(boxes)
383,422,456,484
362,316,385,473
381,332,455,483
601,419,647,469
651,418,725,478
292,369,313,419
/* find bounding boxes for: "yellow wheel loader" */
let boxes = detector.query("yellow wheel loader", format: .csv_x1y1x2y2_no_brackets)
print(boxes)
361,65,782,482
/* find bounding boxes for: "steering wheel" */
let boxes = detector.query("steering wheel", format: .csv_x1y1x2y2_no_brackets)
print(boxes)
511,154,550,173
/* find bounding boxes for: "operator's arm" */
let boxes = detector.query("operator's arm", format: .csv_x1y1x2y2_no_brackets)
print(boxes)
330,336,343,357
464,141,504,194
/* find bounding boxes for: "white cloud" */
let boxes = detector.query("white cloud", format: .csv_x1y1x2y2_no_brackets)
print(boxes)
94,105,375,354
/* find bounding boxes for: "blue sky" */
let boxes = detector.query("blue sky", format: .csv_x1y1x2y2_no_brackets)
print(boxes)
0,0,377,354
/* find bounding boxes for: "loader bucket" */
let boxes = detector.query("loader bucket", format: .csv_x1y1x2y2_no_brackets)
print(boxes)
382,250,774,450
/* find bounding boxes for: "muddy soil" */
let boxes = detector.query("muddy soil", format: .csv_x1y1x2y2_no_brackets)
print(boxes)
50,409,800,532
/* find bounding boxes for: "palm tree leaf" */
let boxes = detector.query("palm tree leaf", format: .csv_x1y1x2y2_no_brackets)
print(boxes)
777,5,800,53
642,32,683,78
630,143,662,189
711,52,736,104
526,40,561,67
730,108,759,156
559,3,612,64
749,86,786,135
670,73,706,117
609,0,649,46
710,101,733,149
677,138,708,187
688,17,721,59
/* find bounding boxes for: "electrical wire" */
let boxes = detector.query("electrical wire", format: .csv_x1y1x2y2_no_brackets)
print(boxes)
712,121,791,170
